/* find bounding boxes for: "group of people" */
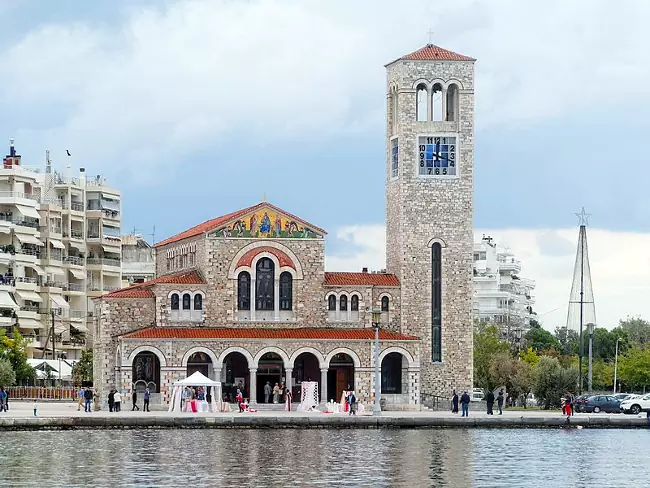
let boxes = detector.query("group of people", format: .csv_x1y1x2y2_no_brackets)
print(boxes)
451,389,504,417
181,386,210,410
105,388,151,413
76,387,98,412
263,381,291,404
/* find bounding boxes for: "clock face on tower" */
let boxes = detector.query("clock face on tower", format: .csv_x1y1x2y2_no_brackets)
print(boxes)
418,135,457,177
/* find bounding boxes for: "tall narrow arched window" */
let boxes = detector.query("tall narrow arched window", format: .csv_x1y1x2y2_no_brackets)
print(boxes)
339,295,347,311
328,295,336,311
171,293,179,310
256,258,274,310
392,87,399,133
416,84,428,121
432,243,442,362
432,83,443,121
182,293,191,310
238,272,251,310
193,294,203,310
351,295,359,312
381,296,389,312
279,272,292,311
446,83,458,121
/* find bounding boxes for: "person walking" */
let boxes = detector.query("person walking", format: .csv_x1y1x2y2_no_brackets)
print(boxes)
264,381,272,404
485,390,495,415
497,389,505,415
108,389,115,412
77,387,85,411
451,390,459,414
0,387,7,412
347,391,356,416
460,391,471,417
84,387,93,412
143,387,150,412
113,390,122,412
132,390,140,411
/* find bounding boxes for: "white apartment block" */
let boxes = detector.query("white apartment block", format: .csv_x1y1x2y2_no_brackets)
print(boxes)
0,140,121,360
473,235,537,338
121,234,155,286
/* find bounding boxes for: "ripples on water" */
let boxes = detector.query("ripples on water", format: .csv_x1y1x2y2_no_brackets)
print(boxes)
1,429,648,487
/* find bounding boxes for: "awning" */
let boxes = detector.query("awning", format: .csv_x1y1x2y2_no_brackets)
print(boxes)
16,234,44,246
0,226,11,234
45,267,65,276
69,269,86,280
71,323,88,333
68,241,86,252
50,239,65,249
54,323,67,334
0,290,19,310
102,245,121,254
15,205,41,220
15,290,43,303
18,318,42,329
50,295,70,310
25,263,45,275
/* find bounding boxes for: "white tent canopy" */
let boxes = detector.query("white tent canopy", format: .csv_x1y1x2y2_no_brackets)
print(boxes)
168,371,221,413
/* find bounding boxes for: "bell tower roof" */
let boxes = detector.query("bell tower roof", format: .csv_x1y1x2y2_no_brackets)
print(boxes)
386,44,475,66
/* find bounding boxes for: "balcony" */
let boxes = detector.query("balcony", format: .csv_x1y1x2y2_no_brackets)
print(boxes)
47,252,63,263
497,257,522,273
63,283,85,293
0,191,39,204
0,214,39,229
68,310,85,320
61,201,85,212
102,285,120,292
63,256,85,266
87,258,121,268
63,229,84,239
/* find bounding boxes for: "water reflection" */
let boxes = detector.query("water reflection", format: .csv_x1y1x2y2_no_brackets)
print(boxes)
1,429,648,487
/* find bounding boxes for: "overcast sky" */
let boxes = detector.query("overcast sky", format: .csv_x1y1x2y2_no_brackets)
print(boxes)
1,0,649,330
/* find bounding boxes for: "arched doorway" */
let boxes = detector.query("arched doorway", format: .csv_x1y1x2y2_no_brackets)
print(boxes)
328,353,355,403
187,352,212,378
381,352,408,403
132,351,161,393
221,352,250,403
257,352,285,403
292,352,321,403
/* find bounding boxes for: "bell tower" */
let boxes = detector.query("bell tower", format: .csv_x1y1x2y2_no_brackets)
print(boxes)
385,44,475,402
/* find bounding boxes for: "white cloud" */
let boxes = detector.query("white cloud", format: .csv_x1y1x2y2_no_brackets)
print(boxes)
326,225,650,331
2,0,650,176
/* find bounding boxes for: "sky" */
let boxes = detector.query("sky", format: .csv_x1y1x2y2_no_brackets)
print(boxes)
1,0,649,331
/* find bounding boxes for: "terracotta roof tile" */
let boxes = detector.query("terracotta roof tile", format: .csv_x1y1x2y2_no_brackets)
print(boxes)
99,270,206,299
237,246,295,270
122,327,418,341
387,44,475,65
324,272,400,287
154,202,326,248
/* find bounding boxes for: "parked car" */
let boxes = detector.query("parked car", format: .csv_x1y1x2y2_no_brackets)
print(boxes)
581,395,622,413
620,393,650,414
613,393,635,402
573,395,592,413
471,388,484,402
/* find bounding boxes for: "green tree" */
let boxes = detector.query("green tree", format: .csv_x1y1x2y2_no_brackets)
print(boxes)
0,358,16,387
0,329,35,385
532,356,579,409
554,326,579,356
72,349,93,384
618,317,650,346
525,326,560,353
489,352,533,407
473,324,510,391
591,359,613,391
617,346,650,392
519,347,540,366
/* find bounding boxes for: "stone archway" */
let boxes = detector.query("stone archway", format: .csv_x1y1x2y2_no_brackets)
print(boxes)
380,352,409,404
257,352,286,404
291,351,323,404
132,351,161,393
328,352,356,404
220,351,251,403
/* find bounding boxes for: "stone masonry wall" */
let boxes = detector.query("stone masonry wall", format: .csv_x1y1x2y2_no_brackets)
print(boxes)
385,57,475,401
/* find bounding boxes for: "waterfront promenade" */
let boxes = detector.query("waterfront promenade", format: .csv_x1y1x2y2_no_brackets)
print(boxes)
1,402,648,429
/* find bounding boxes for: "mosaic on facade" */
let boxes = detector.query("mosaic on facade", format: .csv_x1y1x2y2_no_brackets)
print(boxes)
213,207,321,239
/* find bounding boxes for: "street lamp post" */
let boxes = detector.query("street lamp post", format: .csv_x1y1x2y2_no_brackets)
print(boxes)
587,323,594,392
372,309,381,417
613,338,621,394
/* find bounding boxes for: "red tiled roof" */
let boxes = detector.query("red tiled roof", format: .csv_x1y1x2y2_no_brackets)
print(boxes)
324,272,400,287
99,270,206,299
237,246,295,270
154,202,326,248
387,44,475,65
122,327,419,341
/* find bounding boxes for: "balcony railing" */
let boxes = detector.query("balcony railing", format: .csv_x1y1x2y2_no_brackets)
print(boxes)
103,285,120,292
87,258,121,267
0,214,39,228
15,276,38,284
64,283,85,292
69,310,85,319
63,256,85,266
20,305,40,312
48,252,63,262
0,191,39,201
15,248,43,258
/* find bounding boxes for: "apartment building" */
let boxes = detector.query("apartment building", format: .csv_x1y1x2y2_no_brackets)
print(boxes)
121,234,155,286
0,140,121,360
473,235,537,340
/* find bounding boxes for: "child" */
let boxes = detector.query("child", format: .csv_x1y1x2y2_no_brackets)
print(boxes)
33,399,37,416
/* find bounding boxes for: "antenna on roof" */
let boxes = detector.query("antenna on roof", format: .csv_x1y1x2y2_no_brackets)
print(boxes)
262,191,267,202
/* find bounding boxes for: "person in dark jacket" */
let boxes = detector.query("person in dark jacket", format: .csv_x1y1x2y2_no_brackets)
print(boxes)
108,389,115,412
132,390,140,411
451,390,459,414
460,391,471,417
497,389,505,415
485,390,495,415
84,388,93,412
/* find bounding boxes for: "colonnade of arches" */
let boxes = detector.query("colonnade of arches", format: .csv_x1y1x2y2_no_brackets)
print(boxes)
129,345,415,405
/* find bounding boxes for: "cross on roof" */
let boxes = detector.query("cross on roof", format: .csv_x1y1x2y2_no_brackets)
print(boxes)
427,29,434,44
575,207,591,226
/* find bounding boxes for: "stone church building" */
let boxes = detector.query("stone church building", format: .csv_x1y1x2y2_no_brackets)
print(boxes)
93,44,475,409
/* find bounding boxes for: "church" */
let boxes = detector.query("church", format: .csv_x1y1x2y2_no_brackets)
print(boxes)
93,44,475,410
